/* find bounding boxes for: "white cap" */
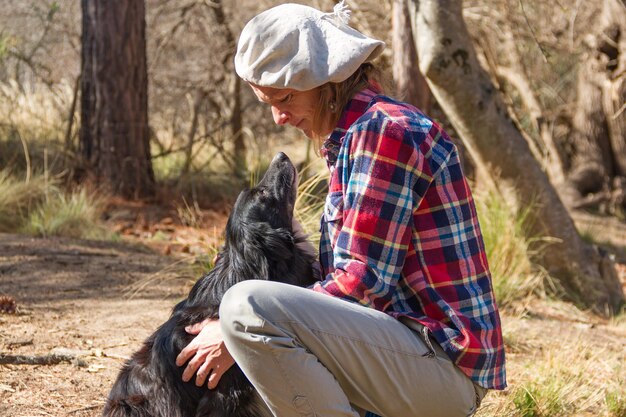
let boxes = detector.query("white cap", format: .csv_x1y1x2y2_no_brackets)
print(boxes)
235,1,385,91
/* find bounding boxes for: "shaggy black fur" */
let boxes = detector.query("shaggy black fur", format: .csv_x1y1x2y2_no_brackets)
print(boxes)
103,152,319,417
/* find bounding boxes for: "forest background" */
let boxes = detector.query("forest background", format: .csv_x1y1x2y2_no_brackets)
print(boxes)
0,1,625,416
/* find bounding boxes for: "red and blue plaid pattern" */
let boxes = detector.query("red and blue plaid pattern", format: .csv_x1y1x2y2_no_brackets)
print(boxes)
312,88,507,390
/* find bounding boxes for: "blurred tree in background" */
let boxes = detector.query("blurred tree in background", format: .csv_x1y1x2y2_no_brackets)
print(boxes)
562,0,626,214
80,0,154,199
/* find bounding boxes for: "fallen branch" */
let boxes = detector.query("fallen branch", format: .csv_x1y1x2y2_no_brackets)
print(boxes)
67,404,102,415
0,352,77,365
102,351,130,361
0,347,94,366
5,338,34,348
0,346,132,366
571,190,611,210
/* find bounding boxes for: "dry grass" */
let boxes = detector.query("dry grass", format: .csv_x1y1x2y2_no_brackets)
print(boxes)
0,169,110,240
0,169,50,232
477,304,626,417
0,80,73,177
474,187,550,311
294,166,327,247
0,80,72,144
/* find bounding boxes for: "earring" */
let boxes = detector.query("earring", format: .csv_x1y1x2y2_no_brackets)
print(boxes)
329,101,337,113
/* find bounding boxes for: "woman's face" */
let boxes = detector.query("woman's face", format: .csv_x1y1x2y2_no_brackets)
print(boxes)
250,84,322,138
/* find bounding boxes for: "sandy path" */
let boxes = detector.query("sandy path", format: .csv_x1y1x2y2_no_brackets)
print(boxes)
0,233,190,417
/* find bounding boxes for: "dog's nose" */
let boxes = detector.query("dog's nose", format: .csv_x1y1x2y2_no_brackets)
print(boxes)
272,152,289,163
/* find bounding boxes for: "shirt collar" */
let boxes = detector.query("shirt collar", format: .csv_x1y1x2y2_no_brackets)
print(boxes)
320,86,380,168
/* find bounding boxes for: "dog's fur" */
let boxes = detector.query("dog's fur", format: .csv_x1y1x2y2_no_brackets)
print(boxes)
103,153,319,417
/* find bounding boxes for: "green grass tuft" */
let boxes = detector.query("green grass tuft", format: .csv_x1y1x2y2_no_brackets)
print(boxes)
0,168,110,240
22,187,109,239
474,188,547,310
512,382,565,417
606,388,626,417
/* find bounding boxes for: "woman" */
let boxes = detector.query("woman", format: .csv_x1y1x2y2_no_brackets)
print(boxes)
176,2,506,416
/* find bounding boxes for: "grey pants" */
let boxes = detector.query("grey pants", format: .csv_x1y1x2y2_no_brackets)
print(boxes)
219,281,486,417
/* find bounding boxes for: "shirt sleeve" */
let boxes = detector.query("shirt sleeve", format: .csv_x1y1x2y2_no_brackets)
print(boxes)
312,117,436,310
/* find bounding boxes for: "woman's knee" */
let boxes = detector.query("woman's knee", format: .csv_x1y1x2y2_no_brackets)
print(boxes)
219,280,280,338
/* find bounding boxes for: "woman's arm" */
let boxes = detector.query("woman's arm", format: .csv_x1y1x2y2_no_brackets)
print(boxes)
313,116,435,309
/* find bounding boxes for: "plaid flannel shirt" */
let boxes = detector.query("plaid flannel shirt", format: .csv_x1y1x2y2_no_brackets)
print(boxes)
312,87,506,390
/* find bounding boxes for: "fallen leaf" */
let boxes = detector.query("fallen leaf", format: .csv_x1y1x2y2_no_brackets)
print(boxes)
86,364,106,373
0,383,15,393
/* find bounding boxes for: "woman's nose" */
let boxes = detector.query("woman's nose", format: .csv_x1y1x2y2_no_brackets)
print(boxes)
271,106,289,125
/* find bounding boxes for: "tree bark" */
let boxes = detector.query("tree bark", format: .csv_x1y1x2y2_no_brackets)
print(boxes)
600,0,626,178
80,0,154,199
392,0,431,113
79,0,95,168
231,71,245,179
211,0,246,180
407,0,624,312
563,0,626,212
564,45,612,207
600,0,626,212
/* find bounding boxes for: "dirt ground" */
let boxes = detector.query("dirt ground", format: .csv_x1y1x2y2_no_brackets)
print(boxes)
0,211,625,417
0,232,195,417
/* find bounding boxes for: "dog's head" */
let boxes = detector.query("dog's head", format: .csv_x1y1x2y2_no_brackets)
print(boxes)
224,152,297,268
185,152,317,310
218,152,315,287
228,152,297,233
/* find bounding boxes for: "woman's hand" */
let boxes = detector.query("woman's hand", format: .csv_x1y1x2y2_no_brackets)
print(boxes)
175,318,235,389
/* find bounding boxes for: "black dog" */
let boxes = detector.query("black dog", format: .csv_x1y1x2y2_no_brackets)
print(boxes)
103,152,319,417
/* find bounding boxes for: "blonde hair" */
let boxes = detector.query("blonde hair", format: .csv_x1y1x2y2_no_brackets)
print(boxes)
311,63,379,148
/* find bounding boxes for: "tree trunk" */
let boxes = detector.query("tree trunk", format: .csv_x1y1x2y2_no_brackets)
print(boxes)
407,0,624,313
600,0,626,212
80,0,154,199
211,0,246,180
563,44,612,208
599,0,626,177
79,0,95,168
392,0,431,113
231,72,245,179
563,0,626,213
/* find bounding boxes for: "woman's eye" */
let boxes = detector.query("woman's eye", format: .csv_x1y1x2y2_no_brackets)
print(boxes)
280,94,292,103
